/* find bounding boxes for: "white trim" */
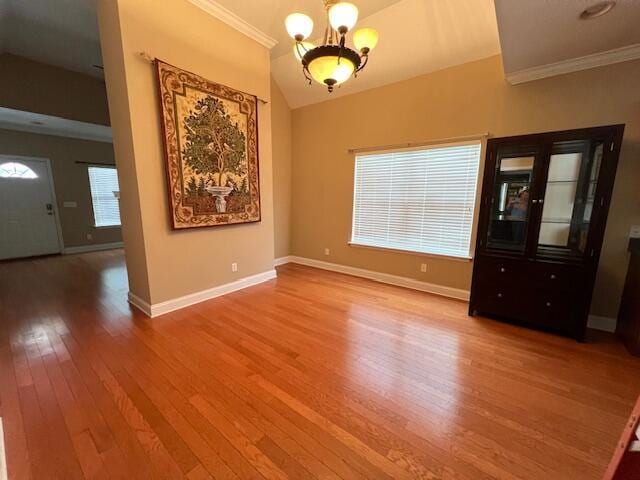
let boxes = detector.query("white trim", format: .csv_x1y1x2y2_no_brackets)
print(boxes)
279,256,470,301
128,269,278,318
135,257,616,328
0,420,6,480
63,242,124,255
186,0,277,49
0,418,7,480
506,44,640,85
587,315,617,333
127,292,153,317
274,256,293,267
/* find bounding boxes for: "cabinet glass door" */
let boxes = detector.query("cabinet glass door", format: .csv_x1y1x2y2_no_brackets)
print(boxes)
486,148,537,253
536,139,604,258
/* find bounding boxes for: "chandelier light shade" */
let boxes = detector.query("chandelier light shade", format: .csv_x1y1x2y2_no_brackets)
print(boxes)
285,13,314,41
328,2,359,34
286,0,378,92
306,48,358,86
353,27,379,53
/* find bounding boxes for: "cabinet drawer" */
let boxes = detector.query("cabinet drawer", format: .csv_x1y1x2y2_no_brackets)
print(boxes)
474,256,527,284
531,262,584,291
473,284,523,320
530,290,575,332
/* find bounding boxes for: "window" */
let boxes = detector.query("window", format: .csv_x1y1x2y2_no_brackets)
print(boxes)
88,166,121,227
0,162,38,179
350,142,481,258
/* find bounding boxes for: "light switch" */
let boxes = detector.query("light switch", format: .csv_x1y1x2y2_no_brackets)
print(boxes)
63,201,78,208
630,225,640,239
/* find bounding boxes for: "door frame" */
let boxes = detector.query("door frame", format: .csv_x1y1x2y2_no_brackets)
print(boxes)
0,154,65,256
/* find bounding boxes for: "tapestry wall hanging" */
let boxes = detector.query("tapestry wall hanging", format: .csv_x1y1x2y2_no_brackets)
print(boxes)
155,60,261,229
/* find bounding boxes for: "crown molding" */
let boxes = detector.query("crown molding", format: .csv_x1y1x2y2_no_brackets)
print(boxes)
187,0,277,49
506,43,640,85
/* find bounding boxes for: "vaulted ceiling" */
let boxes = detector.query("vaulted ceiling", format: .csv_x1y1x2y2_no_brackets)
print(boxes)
0,0,638,109
268,0,500,108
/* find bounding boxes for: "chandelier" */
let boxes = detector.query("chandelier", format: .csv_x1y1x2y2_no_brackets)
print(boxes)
285,1,379,92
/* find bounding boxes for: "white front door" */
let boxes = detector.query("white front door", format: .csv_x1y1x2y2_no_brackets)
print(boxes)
0,157,62,260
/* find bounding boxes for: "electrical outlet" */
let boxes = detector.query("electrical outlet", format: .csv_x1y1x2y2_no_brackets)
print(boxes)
420,263,427,273
324,248,330,256
86,233,93,241
630,225,640,239
231,262,238,272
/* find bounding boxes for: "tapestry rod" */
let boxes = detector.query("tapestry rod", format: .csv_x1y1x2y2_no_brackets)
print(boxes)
347,133,491,155
136,51,269,105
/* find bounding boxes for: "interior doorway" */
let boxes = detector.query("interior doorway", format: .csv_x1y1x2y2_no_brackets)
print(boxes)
0,155,63,260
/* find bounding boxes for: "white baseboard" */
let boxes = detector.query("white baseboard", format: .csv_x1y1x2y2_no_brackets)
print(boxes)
127,292,153,317
0,418,7,480
274,256,293,267
128,269,277,318
137,256,616,329
278,255,470,301
63,241,124,255
587,315,617,333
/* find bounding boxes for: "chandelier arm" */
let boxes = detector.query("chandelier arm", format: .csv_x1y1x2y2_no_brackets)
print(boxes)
302,65,313,85
356,54,369,73
295,41,308,60
337,33,346,64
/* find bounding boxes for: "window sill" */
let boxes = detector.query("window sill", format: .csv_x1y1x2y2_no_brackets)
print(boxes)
348,242,473,262
93,225,121,229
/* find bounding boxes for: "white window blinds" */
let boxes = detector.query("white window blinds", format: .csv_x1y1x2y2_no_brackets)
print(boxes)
88,166,121,227
351,142,481,258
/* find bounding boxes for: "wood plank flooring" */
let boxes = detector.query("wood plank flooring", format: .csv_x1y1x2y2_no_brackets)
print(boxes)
1,249,639,479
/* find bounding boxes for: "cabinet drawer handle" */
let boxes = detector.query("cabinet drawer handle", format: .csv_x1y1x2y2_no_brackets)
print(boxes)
550,274,556,280
546,301,552,307
497,293,503,298
500,267,506,273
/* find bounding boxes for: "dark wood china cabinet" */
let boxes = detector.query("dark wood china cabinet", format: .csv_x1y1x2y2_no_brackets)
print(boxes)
469,125,625,340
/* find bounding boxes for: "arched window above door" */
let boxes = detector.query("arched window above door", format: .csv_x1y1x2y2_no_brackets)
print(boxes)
0,162,38,179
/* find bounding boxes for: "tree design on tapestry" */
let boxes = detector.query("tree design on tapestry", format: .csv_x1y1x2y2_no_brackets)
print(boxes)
182,96,250,214
156,60,260,229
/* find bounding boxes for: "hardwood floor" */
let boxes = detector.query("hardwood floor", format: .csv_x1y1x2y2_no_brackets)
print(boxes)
1,250,639,479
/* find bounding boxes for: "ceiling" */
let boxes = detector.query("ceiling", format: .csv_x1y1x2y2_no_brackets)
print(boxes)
270,0,500,108
212,0,403,58
495,0,640,80
0,0,103,78
0,0,638,110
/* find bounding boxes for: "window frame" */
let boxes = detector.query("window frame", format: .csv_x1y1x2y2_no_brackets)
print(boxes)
87,165,121,228
348,140,485,261
0,161,39,179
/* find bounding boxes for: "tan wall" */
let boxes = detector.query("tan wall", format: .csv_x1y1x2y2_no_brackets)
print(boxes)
98,0,275,304
291,55,640,318
0,54,110,125
0,129,121,248
271,78,292,258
